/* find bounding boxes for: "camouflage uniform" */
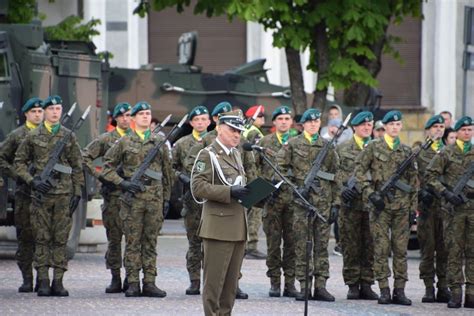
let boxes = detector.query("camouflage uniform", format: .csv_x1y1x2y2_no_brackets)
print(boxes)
277,133,340,291
0,125,36,284
82,129,126,272
425,143,474,299
416,144,448,290
353,138,417,290
102,131,172,285
172,133,204,283
336,137,375,287
14,123,84,281
256,132,295,287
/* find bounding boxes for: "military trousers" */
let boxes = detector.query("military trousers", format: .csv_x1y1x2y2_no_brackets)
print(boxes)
247,207,263,250
121,197,163,284
369,207,409,289
202,238,245,316
339,206,374,286
183,192,203,282
30,193,72,279
262,200,295,285
445,208,474,294
293,205,330,289
14,190,35,277
417,206,448,288
102,194,123,271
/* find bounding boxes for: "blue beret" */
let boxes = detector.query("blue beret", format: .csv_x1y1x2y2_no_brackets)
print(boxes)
424,114,445,129
21,97,42,113
454,116,473,131
41,95,63,108
131,101,151,116
351,111,374,126
299,109,321,123
211,101,232,116
272,106,292,121
382,110,402,124
189,105,209,120
112,102,131,118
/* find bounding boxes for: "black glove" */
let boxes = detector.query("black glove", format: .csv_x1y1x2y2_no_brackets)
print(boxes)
120,180,142,194
341,187,357,202
163,200,170,218
178,173,190,185
442,190,463,206
69,195,81,216
327,205,339,225
368,192,385,212
31,177,52,194
230,185,250,200
418,189,434,206
296,187,310,199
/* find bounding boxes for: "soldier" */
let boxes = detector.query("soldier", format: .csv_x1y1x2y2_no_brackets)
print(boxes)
353,110,417,305
172,105,211,295
425,116,474,309
255,105,298,297
190,110,248,316
0,98,43,292
82,102,132,293
101,101,172,298
337,111,379,300
372,120,385,139
14,95,84,297
277,108,340,301
243,105,266,260
416,114,451,303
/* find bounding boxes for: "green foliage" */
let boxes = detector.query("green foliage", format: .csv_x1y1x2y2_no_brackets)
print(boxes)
44,15,101,42
6,0,37,24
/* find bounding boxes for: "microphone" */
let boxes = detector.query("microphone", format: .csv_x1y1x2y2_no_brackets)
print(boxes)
243,142,265,152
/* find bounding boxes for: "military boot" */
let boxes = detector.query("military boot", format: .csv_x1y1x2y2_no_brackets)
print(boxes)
37,279,51,297
360,283,379,300
347,284,360,300
185,280,200,295
465,294,474,308
378,287,391,304
51,278,69,296
142,282,167,298
295,288,311,301
18,268,33,293
125,282,140,297
392,288,412,306
235,287,248,299
269,281,280,297
436,287,451,303
122,277,129,292
447,287,462,308
106,270,122,294
313,287,335,302
34,275,40,292
283,283,298,298
422,287,435,303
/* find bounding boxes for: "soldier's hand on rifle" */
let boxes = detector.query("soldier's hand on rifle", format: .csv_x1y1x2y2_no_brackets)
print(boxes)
120,180,142,194
442,189,463,206
418,189,434,206
327,205,339,225
69,195,81,216
368,192,385,212
296,187,309,199
230,185,250,200
341,187,357,202
31,177,52,194
178,173,190,186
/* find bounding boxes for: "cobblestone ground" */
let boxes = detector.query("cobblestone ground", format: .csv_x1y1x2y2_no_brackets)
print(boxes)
0,220,471,315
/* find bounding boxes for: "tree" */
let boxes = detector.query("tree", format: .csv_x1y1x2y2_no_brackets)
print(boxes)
44,15,100,42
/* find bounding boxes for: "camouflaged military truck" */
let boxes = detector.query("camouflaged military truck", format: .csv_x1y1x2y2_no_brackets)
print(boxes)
0,21,109,258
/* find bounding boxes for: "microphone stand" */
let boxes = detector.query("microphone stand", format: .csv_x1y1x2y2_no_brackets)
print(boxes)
256,149,324,316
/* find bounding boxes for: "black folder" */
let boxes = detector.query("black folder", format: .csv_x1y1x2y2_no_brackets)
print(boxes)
238,177,280,209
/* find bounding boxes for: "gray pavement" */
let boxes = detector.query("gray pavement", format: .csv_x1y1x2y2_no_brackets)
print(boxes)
0,219,471,315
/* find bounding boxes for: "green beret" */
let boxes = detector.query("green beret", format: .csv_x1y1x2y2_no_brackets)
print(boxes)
424,114,445,129
299,108,321,123
21,97,42,113
189,105,209,120
272,106,292,121
382,110,402,124
112,102,131,118
41,95,63,108
211,101,232,116
454,116,473,131
131,101,151,116
351,111,374,126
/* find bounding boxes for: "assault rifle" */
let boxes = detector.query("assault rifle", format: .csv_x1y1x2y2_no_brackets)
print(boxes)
122,114,188,206
446,161,474,210
244,105,262,129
